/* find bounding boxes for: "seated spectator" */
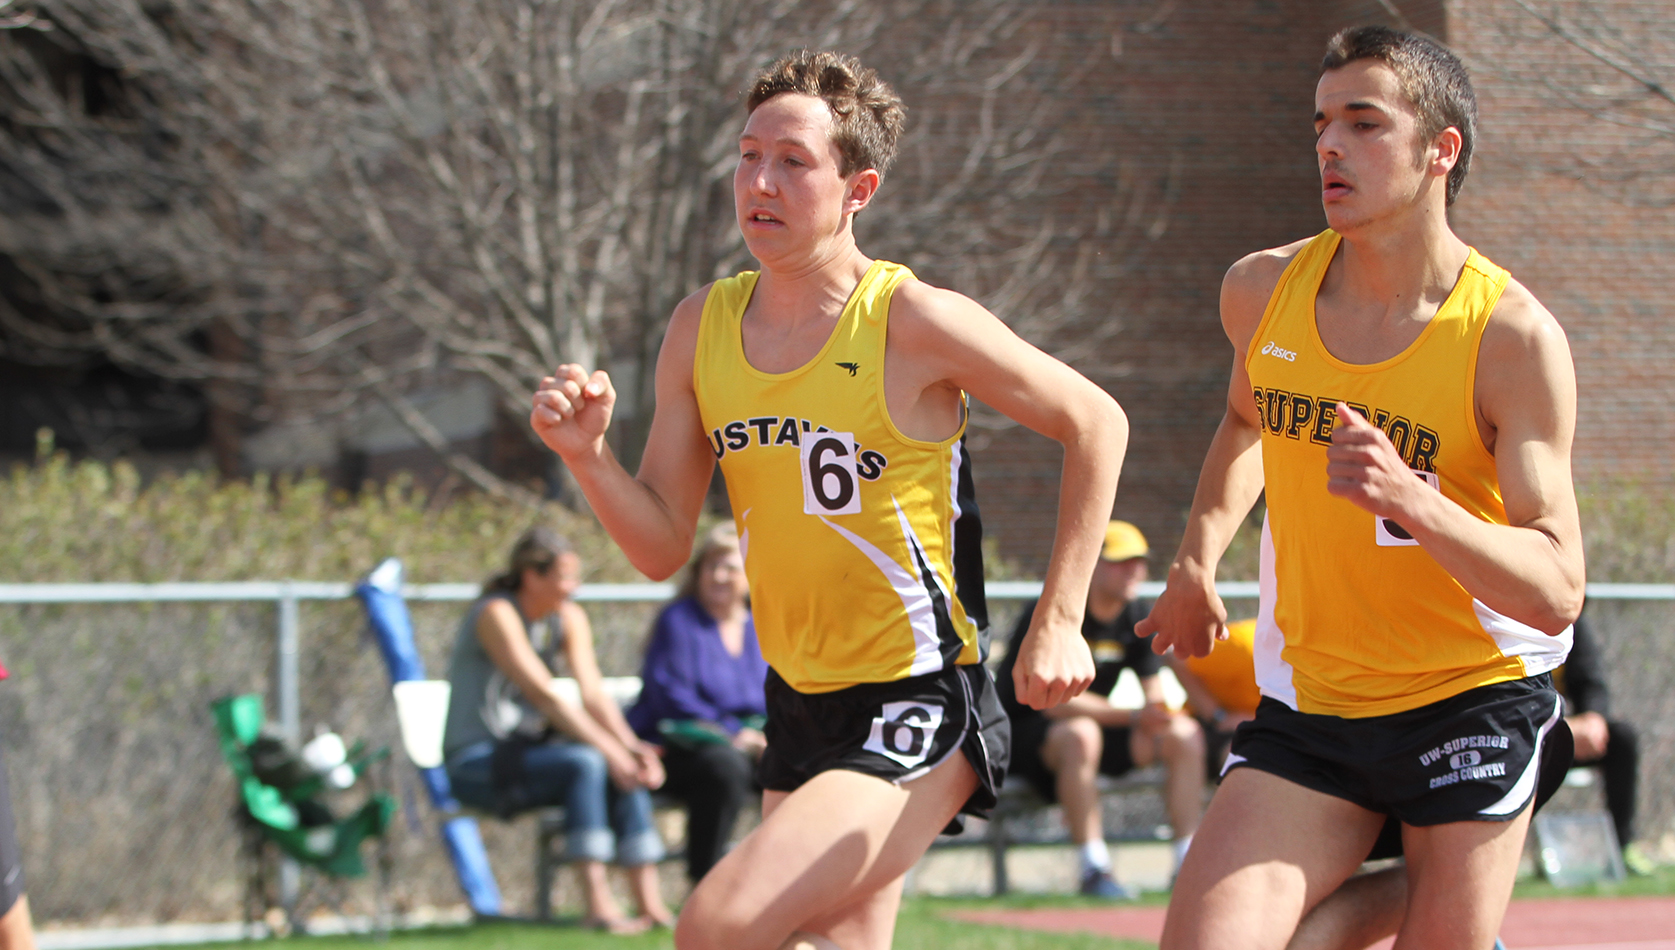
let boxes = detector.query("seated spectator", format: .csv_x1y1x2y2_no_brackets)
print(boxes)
996,521,1205,898
1562,606,1653,875
1167,618,1260,773
627,523,768,884
442,528,672,932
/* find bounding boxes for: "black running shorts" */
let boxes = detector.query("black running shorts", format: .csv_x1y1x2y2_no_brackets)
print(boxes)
0,744,24,917
1225,674,1571,842
758,663,1010,831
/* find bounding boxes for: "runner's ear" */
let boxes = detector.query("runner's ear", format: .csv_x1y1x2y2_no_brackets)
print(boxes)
844,168,881,216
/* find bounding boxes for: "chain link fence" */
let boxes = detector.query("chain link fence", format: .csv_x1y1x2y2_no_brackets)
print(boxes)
0,587,1669,928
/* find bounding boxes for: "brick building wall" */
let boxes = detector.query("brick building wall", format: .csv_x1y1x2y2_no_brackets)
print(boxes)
935,0,1671,572
940,0,1379,569
1448,2,1675,493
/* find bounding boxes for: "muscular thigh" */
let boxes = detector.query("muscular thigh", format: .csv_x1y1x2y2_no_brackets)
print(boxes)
1395,811,1531,950
694,754,976,948
1160,768,1385,950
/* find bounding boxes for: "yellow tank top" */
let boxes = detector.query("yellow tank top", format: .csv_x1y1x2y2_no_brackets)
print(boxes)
1247,230,1570,718
693,260,987,693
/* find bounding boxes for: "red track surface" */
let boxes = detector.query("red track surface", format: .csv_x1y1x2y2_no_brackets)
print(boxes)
951,895,1675,948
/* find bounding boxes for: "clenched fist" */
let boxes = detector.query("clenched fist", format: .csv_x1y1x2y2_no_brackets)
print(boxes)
1011,620,1096,709
531,364,617,461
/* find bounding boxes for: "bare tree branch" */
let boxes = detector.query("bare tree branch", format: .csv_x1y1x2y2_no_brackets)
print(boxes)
2,0,1159,480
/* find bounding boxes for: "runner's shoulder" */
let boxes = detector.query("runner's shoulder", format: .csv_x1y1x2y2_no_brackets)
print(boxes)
666,282,715,335
890,275,990,323
656,283,718,385
1485,276,1563,341
1222,237,1312,336
1479,275,1572,375
1224,238,1311,300
886,275,1002,348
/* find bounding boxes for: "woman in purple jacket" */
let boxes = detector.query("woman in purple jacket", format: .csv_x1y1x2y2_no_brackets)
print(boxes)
627,523,767,883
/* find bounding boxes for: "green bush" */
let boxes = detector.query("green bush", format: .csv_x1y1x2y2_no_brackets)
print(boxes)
1578,479,1675,583
0,451,640,584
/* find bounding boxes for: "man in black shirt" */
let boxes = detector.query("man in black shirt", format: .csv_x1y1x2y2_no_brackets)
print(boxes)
998,521,1206,898
1562,608,1652,874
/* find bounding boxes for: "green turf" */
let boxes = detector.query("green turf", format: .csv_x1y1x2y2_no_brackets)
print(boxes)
1511,861,1675,900
111,868,1672,950
901,897,1155,949
134,896,1152,950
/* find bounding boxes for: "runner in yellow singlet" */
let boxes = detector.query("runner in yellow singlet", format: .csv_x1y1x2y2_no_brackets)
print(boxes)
532,51,1128,950
1136,26,1584,950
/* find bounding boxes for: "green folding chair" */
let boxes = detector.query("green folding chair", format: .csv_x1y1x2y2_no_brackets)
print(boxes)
210,694,395,933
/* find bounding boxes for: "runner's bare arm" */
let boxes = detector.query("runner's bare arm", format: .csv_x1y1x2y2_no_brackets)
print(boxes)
560,601,666,789
1325,280,1584,633
1137,245,1300,658
889,281,1127,710
475,600,643,789
530,290,716,580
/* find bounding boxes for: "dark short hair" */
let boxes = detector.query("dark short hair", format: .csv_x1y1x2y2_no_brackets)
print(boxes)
483,527,573,595
1321,25,1478,206
746,50,906,177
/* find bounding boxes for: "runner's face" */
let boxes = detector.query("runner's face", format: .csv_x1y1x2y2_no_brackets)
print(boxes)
1314,60,1445,233
734,94,869,263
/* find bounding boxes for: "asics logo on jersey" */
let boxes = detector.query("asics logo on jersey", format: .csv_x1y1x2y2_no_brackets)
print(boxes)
1259,341,1298,362
836,361,860,376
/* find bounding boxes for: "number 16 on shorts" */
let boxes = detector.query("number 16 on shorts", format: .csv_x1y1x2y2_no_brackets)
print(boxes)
802,431,862,516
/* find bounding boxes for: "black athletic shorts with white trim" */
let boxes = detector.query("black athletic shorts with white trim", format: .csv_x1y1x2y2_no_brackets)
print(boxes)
757,662,1010,833
1225,674,1572,857
0,743,25,917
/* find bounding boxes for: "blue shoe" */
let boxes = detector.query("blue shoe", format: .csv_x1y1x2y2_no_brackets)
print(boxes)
1493,939,1507,950
1078,868,1139,899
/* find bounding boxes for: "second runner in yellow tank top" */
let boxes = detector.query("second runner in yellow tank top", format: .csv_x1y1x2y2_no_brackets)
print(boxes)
1248,230,1571,718
693,259,987,694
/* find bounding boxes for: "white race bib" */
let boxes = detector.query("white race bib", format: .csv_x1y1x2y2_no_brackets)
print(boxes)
1375,469,1441,546
863,700,945,769
801,431,862,516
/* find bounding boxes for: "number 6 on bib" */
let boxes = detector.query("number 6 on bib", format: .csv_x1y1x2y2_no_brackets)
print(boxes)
801,431,862,516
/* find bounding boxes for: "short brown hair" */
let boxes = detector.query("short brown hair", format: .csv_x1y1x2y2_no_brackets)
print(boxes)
746,50,906,177
1321,26,1478,206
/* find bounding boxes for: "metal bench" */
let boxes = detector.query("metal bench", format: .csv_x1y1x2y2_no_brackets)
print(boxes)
946,666,1187,895
392,675,681,919
969,767,1170,895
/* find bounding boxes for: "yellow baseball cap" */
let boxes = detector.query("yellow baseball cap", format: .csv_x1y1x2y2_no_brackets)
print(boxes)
1100,520,1149,562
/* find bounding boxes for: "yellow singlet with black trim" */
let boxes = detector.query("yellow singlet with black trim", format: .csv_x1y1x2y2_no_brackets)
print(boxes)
1247,230,1571,718
693,260,988,694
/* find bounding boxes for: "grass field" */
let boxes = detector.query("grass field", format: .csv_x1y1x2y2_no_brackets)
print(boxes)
121,867,1675,950
230,898,1154,950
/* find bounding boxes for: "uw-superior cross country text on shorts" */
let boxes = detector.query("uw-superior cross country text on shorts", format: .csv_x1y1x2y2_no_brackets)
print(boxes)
1225,674,1570,830
758,663,1010,832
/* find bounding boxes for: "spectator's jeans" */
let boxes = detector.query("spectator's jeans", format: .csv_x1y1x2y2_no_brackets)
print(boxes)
447,739,664,866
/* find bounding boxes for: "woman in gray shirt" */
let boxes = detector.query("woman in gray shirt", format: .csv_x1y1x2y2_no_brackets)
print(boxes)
444,528,670,932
